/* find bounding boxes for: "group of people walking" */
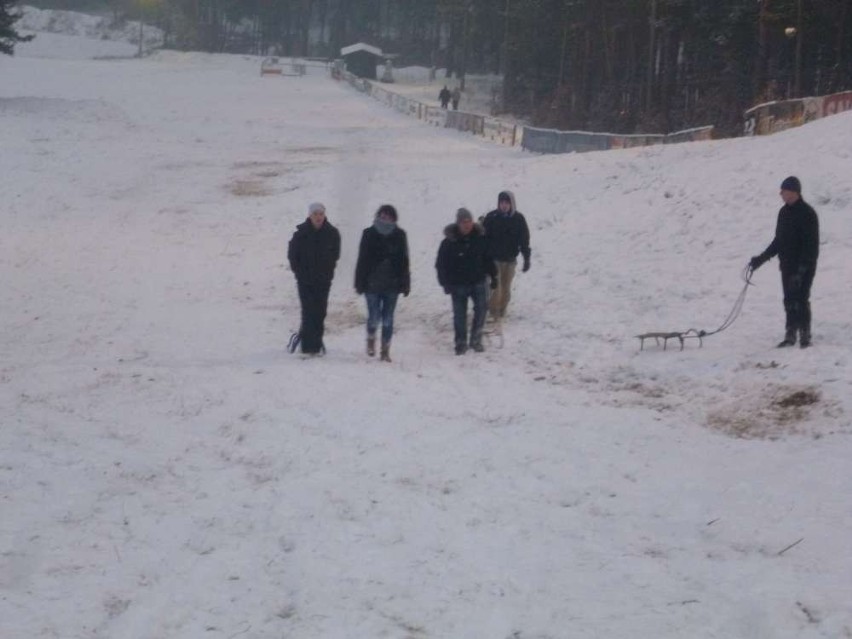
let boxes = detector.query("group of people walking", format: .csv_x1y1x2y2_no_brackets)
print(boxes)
438,85,462,110
287,175,820,361
287,191,532,360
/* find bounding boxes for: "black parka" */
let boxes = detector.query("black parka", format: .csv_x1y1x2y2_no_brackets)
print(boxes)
354,225,411,295
288,218,341,284
435,223,497,288
482,190,531,262
756,198,820,272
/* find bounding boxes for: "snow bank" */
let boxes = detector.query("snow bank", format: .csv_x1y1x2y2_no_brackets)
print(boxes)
16,5,163,59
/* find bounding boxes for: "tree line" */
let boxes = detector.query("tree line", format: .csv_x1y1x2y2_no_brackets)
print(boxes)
8,0,852,135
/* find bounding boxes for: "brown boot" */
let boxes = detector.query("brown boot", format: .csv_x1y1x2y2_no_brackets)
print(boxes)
380,341,391,363
367,336,376,357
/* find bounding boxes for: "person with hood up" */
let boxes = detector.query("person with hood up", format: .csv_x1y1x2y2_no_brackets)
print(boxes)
482,190,531,320
749,176,820,348
287,202,341,356
436,208,498,355
354,204,411,362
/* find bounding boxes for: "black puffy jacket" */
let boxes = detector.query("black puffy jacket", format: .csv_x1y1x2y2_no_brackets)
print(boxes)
288,218,341,284
354,225,411,295
436,223,497,288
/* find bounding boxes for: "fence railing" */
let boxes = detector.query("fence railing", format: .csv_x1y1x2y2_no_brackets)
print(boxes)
335,69,713,154
520,126,714,154
743,89,852,136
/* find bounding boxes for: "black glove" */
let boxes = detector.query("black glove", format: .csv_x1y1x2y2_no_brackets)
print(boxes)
402,288,410,297
522,256,531,273
443,286,451,295
490,278,498,290
749,255,766,271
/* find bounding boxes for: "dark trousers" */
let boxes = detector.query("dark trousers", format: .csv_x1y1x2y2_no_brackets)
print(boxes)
781,265,816,335
365,292,399,343
297,281,331,353
450,283,487,347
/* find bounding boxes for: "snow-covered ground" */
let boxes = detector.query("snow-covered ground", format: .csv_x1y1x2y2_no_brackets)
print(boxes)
2,30,852,639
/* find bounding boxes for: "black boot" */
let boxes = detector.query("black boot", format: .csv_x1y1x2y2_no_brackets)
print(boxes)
777,328,797,348
799,327,812,349
380,341,392,362
367,335,376,357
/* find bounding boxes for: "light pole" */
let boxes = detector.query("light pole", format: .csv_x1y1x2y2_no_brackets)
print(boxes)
646,0,657,113
794,0,803,97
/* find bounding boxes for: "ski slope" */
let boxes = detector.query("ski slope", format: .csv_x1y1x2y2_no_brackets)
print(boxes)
2,36,852,639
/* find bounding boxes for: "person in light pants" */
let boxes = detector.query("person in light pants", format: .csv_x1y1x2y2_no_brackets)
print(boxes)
482,190,531,320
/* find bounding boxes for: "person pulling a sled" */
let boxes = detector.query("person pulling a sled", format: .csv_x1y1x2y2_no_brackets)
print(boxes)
749,176,820,348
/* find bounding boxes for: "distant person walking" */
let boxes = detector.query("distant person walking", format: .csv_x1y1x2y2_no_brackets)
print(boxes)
288,202,341,356
436,208,498,355
439,85,451,109
451,87,461,110
749,176,820,348
354,204,411,362
482,190,531,320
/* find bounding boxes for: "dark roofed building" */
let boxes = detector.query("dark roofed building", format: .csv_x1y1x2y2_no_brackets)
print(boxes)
341,43,383,80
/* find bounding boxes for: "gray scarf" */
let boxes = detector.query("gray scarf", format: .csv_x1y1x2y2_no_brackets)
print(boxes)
373,219,396,236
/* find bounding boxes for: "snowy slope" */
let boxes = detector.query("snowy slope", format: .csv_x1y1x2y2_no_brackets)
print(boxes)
1,49,851,639
16,5,163,59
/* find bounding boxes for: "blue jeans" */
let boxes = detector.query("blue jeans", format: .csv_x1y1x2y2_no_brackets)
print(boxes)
450,283,487,347
365,292,399,343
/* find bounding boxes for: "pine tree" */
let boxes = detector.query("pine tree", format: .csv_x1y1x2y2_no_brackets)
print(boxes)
1,0,34,56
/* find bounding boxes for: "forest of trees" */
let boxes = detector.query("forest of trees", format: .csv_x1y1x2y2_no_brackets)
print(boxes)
15,1,852,135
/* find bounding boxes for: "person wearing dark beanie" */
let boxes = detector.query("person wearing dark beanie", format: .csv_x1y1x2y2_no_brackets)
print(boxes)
780,176,801,193
749,176,820,348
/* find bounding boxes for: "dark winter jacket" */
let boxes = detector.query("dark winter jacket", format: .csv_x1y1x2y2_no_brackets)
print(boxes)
355,224,411,295
755,198,819,273
435,223,497,288
482,191,531,262
288,218,341,285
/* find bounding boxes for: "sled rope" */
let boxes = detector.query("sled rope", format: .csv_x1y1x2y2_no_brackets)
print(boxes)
636,263,754,351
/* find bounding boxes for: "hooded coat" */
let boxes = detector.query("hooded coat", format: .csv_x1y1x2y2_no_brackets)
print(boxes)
435,222,497,288
482,190,531,262
288,218,341,284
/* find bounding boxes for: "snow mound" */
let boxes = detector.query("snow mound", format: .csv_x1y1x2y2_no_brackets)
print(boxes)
16,5,163,59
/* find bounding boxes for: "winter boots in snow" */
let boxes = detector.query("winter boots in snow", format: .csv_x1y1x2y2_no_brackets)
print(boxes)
366,336,391,361
777,328,797,348
799,327,812,349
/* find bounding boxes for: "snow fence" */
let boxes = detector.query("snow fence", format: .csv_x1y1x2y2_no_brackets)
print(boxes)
336,70,712,154
744,89,852,136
